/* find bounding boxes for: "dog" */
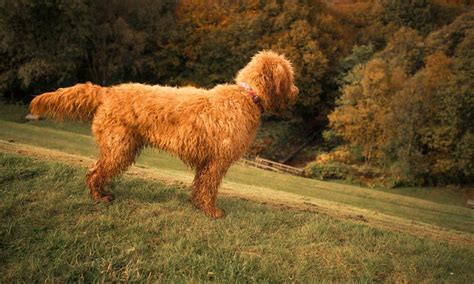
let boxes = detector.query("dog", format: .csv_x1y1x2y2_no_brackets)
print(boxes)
30,51,299,218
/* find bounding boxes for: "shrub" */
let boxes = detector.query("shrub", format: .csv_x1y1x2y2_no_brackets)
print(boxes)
305,161,351,180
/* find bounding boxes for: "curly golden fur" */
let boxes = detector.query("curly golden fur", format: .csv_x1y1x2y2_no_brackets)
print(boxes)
30,51,299,218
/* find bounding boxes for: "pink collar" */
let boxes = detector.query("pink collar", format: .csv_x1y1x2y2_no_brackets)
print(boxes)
239,83,264,113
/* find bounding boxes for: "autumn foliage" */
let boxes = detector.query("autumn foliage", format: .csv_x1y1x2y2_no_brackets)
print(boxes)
0,0,472,186
327,11,474,185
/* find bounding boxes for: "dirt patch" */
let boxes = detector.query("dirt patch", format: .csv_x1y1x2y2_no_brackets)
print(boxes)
1,139,473,248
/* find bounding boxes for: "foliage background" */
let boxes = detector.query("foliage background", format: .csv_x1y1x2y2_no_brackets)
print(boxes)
0,0,472,185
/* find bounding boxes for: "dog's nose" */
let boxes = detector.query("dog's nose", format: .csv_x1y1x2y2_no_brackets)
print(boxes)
289,86,299,105
293,86,299,96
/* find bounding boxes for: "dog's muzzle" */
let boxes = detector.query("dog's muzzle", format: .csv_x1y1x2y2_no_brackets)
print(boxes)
289,86,299,105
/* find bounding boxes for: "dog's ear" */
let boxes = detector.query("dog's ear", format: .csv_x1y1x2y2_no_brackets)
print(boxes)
275,65,289,96
271,64,290,109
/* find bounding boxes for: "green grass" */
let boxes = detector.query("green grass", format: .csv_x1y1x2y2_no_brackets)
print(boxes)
1,152,473,282
1,117,473,233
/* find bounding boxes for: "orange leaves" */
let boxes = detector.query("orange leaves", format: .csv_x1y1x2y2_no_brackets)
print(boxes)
423,52,454,87
327,9,474,184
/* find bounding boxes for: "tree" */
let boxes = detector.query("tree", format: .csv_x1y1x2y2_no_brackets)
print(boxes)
381,0,442,35
327,10,474,185
79,0,179,85
0,0,179,99
329,58,407,165
0,0,89,100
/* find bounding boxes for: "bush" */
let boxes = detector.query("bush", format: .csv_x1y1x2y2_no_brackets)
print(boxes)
305,161,351,180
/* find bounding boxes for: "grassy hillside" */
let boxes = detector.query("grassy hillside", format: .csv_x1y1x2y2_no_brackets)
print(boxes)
1,152,473,282
0,102,472,234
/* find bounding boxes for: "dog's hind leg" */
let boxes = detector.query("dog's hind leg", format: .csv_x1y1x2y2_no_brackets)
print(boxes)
191,160,230,218
87,124,142,202
86,160,114,202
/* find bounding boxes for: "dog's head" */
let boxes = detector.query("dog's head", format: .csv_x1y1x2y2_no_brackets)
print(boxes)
235,51,299,114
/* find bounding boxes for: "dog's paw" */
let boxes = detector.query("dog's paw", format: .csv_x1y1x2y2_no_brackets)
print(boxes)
92,193,115,203
192,200,226,218
206,207,226,219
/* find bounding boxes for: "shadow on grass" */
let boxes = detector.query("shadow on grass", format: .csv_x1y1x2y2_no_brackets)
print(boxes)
111,178,191,205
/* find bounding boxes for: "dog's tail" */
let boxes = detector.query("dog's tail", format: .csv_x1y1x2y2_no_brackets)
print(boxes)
30,82,107,121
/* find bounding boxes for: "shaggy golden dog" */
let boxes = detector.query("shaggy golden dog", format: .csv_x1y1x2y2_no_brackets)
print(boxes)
30,51,298,218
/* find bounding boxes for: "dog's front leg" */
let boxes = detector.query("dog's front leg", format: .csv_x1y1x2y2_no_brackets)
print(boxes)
191,161,229,218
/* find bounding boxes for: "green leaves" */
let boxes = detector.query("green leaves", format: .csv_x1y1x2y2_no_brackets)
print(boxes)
0,0,178,97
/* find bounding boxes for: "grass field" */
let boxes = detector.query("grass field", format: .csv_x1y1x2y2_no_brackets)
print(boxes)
1,152,473,282
1,102,473,281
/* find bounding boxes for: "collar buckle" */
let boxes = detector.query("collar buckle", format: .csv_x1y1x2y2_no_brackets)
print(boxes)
239,83,264,114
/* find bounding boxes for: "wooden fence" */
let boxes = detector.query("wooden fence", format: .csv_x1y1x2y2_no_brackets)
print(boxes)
237,156,304,176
